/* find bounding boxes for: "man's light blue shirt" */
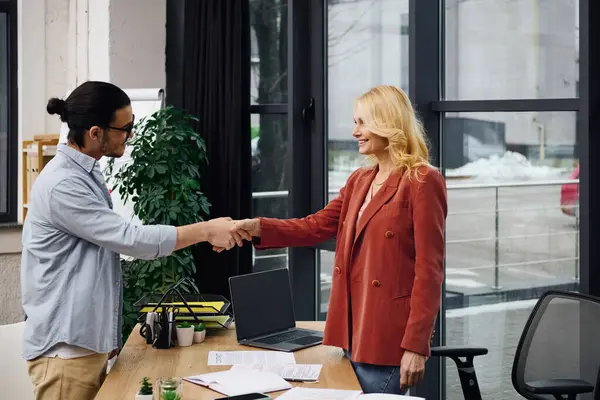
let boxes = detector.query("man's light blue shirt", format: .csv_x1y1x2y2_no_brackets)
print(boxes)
21,144,178,360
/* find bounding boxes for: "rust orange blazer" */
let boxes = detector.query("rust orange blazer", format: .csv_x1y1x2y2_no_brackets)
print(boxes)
254,165,447,366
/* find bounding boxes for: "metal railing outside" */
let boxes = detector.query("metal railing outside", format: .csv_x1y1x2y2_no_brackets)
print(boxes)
445,179,579,290
251,178,580,290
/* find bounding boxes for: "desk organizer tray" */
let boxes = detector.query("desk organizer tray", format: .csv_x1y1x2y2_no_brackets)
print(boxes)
135,293,230,315
135,277,233,329
172,313,233,329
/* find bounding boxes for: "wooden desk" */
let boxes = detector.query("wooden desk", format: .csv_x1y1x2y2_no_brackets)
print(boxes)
96,321,361,399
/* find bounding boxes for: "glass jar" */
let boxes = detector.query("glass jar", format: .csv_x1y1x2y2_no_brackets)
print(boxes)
156,377,183,400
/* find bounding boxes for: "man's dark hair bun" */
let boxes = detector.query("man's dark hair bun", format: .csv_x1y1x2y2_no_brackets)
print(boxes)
47,97,66,119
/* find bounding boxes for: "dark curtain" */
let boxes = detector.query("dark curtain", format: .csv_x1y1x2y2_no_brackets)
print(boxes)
168,0,252,298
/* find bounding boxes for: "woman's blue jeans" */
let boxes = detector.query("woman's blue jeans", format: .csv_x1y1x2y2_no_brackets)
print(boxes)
344,350,408,395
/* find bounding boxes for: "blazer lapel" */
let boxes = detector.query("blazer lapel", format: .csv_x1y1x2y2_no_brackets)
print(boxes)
341,168,375,259
354,170,402,244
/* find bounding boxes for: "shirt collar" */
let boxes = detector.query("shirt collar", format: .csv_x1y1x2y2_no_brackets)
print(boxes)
57,143,98,173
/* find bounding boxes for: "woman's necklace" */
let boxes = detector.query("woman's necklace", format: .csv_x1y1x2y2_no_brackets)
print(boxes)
369,171,391,200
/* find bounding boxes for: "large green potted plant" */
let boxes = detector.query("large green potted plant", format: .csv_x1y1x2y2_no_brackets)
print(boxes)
105,106,211,343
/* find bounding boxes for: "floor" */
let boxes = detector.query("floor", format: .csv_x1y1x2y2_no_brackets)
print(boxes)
0,254,24,325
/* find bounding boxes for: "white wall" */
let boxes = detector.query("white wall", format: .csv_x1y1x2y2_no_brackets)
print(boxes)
16,0,166,223
109,0,166,89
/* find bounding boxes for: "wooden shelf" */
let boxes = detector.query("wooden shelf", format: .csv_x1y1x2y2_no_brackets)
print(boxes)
22,135,59,220
22,146,57,156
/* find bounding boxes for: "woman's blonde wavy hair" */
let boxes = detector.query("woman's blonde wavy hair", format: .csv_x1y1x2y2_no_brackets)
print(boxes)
355,85,431,179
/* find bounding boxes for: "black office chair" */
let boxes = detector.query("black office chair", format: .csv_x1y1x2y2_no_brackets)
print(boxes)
432,290,600,400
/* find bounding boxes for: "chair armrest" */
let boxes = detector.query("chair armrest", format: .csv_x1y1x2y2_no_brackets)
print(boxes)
431,346,488,358
432,346,487,400
526,379,594,396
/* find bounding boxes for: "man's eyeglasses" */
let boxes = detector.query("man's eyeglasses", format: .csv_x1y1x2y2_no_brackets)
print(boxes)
108,114,135,143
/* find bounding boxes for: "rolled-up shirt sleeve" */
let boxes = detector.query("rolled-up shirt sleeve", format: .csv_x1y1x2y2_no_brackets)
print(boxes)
49,178,178,260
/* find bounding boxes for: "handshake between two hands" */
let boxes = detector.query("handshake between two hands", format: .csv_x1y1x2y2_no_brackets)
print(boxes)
206,217,261,252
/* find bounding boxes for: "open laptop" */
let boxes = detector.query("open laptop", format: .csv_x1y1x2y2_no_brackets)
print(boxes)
229,268,323,352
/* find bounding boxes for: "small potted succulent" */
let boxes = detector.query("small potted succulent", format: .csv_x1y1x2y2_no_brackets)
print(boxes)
175,321,194,347
193,322,206,343
136,377,153,400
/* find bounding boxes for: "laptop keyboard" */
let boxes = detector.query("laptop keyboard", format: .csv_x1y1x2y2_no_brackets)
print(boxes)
258,330,309,345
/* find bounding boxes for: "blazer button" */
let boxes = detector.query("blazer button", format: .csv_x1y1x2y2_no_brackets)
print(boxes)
335,267,341,274
385,230,394,238
372,280,381,287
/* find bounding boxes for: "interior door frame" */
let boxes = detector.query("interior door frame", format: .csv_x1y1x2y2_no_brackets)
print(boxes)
0,0,18,224
408,0,444,398
286,0,327,321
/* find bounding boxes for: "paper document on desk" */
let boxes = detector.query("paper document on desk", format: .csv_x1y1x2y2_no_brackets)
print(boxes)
184,369,292,396
230,364,322,381
276,387,362,400
360,395,425,399
276,388,426,400
208,350,296,365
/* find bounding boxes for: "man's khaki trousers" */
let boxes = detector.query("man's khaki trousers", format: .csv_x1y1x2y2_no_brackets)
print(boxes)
27,352,109,400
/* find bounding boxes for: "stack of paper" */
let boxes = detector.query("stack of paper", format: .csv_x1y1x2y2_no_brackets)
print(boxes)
231,364,323,381
276,388,362,400
276,388,425,400
361,395,425,399
184,369,292,396
208,350,296,366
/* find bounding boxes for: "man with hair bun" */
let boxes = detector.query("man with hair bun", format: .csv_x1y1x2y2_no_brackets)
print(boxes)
21,81,251,400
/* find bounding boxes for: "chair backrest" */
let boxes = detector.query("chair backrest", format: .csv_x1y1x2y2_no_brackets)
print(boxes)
0,322,35,400
512,291,600,400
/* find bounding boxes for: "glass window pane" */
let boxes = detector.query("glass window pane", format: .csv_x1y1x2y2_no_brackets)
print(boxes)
328,0,409,150
319,249,335,315
444,0,579,100
250,0,288,105
251,113,289,272
322,0,410,311
444,111,579,399
0,13,8,214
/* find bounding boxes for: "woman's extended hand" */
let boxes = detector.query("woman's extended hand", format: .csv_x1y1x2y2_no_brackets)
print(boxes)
400,350,426,390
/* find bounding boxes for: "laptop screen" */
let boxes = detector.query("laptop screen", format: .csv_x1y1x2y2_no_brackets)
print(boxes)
229,268,297,341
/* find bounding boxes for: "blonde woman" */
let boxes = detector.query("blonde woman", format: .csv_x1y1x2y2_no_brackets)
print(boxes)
229,85,447,394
